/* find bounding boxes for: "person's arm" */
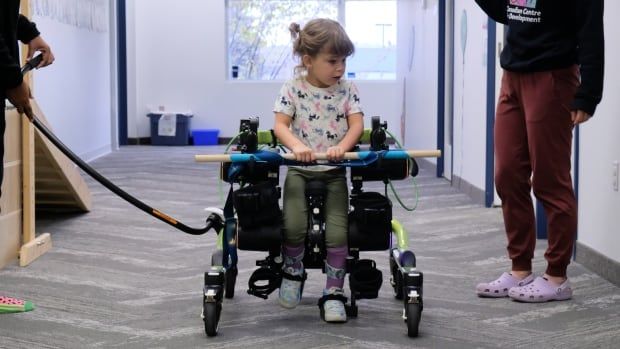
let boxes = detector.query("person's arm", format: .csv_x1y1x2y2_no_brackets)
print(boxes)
18,15,54,67
571,0,604,123
2,15,33,118
474,0,508,24
17,14,40,43
274,112,315,163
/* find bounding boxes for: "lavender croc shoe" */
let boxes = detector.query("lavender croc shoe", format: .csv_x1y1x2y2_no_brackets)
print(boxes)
476,272,535,298
509,276,572,303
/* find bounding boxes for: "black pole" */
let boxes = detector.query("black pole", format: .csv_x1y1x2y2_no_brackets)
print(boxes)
22,55,216,236
117,0,128,145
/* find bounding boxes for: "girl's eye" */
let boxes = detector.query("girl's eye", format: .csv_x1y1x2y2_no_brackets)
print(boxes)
329,60,337,64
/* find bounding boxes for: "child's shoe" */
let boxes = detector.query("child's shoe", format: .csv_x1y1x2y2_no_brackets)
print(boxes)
319,287,347,323
279,266,305,309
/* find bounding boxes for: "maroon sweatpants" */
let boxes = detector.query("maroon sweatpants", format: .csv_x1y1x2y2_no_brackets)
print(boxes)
494,65,579,278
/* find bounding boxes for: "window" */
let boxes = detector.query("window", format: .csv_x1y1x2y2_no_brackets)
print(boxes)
226,0,397,81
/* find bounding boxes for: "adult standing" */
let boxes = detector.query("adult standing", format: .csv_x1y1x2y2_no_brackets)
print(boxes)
1,0,54,313
474,0,604,302
1,0,54,200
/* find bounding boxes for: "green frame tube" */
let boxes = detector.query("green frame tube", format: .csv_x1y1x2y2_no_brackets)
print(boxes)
391,219,408,250
216,228,223,250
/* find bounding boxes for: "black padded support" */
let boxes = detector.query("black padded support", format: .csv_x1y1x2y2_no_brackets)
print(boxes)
349,259,383,299
348,218,390,251
237,223,282,251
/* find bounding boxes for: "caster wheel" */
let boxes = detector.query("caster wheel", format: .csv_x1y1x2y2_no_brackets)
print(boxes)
400,250,416,268
405,303,422,338
225,266,237,299
203,301,222,337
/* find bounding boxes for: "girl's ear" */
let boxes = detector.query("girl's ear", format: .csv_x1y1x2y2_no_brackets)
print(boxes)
302,54,313,69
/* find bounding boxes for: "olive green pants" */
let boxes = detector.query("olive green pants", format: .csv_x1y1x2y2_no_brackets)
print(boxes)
282,167,348,248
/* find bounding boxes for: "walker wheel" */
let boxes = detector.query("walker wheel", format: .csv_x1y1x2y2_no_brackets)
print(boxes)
405,303,421,338
203,301,221,337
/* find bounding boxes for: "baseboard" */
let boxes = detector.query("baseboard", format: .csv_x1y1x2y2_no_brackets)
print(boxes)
127,137,151,145
416,158,437,172
451,173,486,206
80,144,113,162
575,241,620,287
128,137,231,146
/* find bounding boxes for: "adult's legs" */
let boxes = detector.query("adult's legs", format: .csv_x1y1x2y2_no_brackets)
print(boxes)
521,66,579,278
494,71,537,273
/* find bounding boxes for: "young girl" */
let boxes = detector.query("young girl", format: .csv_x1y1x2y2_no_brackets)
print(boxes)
272,18,363,323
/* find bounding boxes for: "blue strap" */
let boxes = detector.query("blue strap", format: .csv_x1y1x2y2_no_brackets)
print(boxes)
227,150,411,168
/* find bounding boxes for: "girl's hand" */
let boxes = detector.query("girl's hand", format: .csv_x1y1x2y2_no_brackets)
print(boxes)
326,146,345,161
292,144,315,163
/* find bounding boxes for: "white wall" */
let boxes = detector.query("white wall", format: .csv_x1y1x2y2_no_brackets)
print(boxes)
128,0,400,139
31,3,113,161
578,0,620,263
450,1,488,190
398,0,438,158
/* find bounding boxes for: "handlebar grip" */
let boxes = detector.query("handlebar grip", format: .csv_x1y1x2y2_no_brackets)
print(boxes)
21,54,44,75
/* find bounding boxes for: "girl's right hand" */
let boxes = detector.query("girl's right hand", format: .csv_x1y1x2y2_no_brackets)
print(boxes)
291,144,315,163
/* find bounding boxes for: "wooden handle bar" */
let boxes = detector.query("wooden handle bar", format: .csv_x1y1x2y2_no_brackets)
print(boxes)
195,149,441,163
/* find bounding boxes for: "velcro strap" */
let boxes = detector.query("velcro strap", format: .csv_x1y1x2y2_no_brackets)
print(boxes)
318,293,348,307
284,253,304,267
281,269,307,282
325,262,346,280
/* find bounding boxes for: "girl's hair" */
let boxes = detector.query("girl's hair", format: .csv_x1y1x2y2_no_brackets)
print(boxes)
289,18,354,75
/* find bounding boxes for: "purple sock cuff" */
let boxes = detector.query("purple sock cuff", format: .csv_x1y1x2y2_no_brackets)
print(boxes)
283,244,305,269
326,246,348,269
283,244,304,258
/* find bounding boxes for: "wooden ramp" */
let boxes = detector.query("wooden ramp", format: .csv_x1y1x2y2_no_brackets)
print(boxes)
0,1,90,269
0,100,91,269
32,100,91,212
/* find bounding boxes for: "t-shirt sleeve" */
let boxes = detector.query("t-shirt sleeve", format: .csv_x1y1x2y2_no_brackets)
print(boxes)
273,80,296,117
17,15,40,43
346,82,363,116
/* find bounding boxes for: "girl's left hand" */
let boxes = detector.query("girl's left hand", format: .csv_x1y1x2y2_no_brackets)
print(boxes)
326,146,345,161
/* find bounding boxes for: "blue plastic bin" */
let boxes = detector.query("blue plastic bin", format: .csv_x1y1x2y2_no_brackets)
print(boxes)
192,129,220,145
147,113,192,145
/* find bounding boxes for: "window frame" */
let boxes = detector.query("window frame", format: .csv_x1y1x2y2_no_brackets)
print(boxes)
225,0,397,82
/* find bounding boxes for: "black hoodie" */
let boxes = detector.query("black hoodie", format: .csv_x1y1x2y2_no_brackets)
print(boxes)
1,0,40,95
475,0,604,115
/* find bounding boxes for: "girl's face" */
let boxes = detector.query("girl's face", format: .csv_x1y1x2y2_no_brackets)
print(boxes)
303,52,347,88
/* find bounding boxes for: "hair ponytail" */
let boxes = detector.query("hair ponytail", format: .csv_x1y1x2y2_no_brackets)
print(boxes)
288,18,354,76
289,22,301,40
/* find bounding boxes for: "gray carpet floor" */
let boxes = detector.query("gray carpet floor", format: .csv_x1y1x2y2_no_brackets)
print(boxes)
0,145,619,349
